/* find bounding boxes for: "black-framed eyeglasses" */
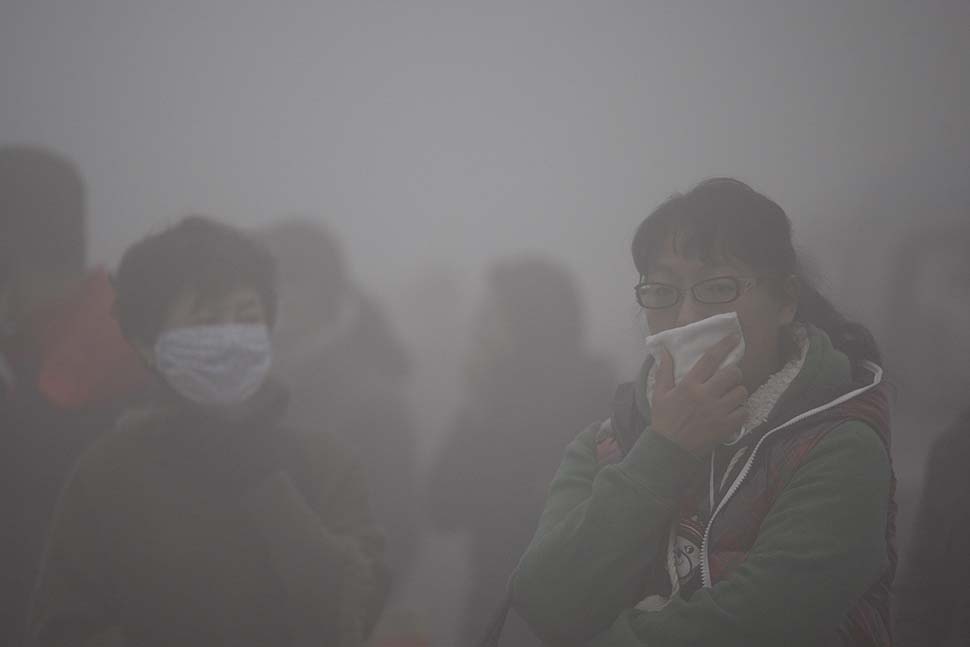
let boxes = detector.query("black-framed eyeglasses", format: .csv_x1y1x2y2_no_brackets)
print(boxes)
635,276,761,309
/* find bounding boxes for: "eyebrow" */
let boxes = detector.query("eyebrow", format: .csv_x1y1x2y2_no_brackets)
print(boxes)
646,262,741,281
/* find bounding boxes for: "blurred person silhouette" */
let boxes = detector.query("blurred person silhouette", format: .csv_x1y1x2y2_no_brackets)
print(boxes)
430,256,615,647
255,219,419,588
891,221,970,647
27,216,388,647
508,179,896,646
886,220,970,450
0,145,147,646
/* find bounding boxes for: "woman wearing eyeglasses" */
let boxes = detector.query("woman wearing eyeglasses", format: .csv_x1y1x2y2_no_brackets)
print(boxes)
509,179,895,646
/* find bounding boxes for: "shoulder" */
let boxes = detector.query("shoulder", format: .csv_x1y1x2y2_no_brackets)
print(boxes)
558,420,609,472
797,419,892,484
823,419,890,457
572,420,606,451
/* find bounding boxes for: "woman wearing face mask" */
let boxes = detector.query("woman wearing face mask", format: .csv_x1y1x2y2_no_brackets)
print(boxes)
508,179,894,646
27,216,388,647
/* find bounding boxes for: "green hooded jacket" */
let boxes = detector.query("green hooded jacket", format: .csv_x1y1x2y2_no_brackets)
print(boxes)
511,327,893,646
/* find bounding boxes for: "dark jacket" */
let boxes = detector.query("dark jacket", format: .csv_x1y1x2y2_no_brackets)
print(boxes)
26,382,388,647
894,408,970,647
0,269,147,647
274,296,419,583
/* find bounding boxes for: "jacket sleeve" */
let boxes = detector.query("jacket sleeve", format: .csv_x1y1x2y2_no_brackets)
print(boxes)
894,425,968,647
586,421,891,647
242,444,388,647
511,424,702,643
25,473,121,647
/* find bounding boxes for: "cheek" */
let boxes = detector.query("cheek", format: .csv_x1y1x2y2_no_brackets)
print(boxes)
734,301,783,357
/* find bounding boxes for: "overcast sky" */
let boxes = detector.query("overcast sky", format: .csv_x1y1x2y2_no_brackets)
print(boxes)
2,0,968,373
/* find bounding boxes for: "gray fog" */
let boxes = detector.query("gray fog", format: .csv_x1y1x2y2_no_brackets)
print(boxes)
3,2,969,645
3,0,968,377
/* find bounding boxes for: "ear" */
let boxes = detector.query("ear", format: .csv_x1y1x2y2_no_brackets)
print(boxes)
777,275,799,326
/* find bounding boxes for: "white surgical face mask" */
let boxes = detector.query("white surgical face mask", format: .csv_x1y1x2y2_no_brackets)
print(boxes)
644,312,746,386
154,324,272,407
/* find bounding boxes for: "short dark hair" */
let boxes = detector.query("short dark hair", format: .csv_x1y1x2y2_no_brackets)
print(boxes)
114,216,278,345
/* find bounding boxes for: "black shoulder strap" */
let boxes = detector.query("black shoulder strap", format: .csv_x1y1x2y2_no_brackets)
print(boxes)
609,380,645,456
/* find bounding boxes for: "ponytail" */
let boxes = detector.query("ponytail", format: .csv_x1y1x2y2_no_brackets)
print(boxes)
795,280,882,365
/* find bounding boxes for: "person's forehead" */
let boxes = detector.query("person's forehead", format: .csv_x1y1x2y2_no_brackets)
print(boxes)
184,285,262,311
646,249,749,279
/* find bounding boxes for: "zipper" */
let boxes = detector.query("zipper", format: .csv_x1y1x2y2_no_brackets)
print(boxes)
698,361,883,589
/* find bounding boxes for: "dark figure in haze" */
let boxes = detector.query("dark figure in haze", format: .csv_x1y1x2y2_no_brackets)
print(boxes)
893,221,970,647
27,217,387,647
0,146,147,646
430,256,615,647
256,218,418,583
510,180,896,646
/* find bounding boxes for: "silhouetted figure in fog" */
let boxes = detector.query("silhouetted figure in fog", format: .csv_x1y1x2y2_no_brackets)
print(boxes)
892,222,970,647
430,256,614,647
0,146,146,646
27,216,387,647
886,222,970,438
256,218,418,584
895,409,970,647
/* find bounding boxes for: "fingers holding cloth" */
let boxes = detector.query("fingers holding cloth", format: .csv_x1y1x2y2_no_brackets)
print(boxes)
644,313,748,456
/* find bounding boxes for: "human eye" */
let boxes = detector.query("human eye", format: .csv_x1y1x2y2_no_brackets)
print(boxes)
638,283,679,307
695,277,738,303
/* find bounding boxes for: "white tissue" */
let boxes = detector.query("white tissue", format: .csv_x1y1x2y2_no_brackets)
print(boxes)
644,312,746,385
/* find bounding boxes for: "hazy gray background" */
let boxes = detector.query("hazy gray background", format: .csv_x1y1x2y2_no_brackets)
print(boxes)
3,1,969,643
3,0,968,378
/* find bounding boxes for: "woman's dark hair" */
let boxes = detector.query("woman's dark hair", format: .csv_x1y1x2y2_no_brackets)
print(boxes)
114,215,278,345
632,178,881,365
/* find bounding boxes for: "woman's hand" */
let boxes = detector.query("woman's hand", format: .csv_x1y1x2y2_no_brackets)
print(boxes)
651,334,748,456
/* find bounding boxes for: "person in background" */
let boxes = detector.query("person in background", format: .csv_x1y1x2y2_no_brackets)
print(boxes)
256,219,419,584
892,221,970,647
27,216,387,647
430,256,615,647
510,179,895,646
894,408,970,647
0,145,147,646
